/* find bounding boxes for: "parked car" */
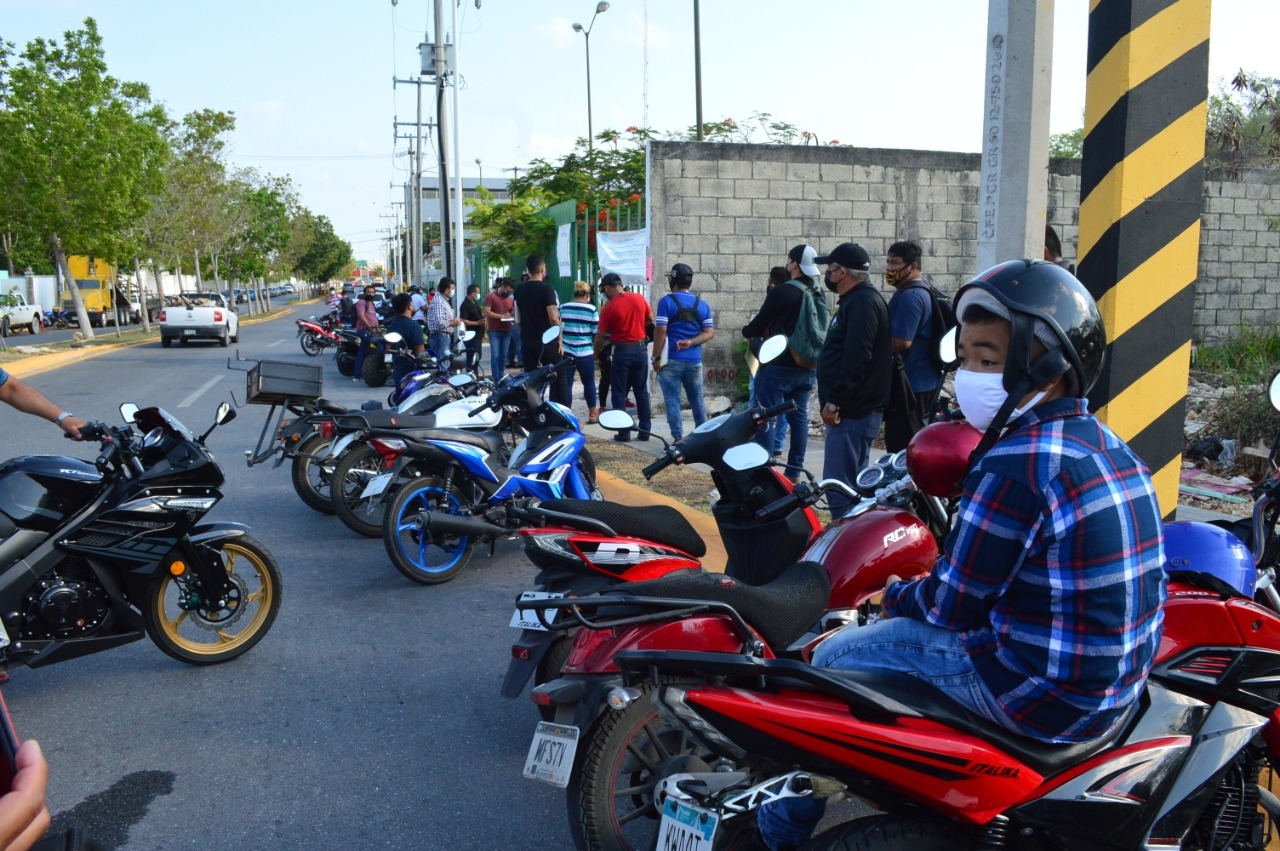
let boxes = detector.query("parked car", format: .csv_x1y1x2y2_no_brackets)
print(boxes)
0,291,44,337
158,292,240,348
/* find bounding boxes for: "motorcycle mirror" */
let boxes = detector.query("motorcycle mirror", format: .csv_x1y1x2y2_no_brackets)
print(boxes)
541,326,562,345
1270,370,1280,412
216,402,236,425
119,403,140,423
447,373,472,387
937,326,959,369
597,409,635,431
461,329,477,342
384,331,404,344
757,335,787,364
723,442,770,471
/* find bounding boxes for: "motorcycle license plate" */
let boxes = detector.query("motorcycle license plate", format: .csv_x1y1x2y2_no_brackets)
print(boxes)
509,591,565,631
360,472,394,499
384,352,393,363
327,432,360,459
522,721,579,788
657,798,718,850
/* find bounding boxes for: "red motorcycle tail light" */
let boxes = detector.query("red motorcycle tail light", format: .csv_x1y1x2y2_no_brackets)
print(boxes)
369,438,408,459
511,645,532,661
529,691,553,707
318,421,335,438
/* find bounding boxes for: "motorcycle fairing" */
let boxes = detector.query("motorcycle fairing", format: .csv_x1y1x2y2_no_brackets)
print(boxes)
800,508,939,610
568,535,701,580
430,440,500,482
545,401,580,431
562,619,767,675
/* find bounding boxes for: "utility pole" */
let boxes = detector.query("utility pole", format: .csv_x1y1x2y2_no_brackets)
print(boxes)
379,214,398,286
422,3,453,285
450,0,465,304
393,111,436,290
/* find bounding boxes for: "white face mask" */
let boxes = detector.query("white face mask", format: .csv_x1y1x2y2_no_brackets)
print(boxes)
953,370,1047,432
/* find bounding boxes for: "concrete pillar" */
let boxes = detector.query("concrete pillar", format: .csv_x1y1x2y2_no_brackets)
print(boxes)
976,0,1055,272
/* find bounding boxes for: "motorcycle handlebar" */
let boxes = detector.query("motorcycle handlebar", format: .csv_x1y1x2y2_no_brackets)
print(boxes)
755,487,807,521
757,401,796,420
642,454,676,480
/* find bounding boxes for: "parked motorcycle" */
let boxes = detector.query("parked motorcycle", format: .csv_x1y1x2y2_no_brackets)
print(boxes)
334,328,362,377
296,312,343,357
0,402,281,670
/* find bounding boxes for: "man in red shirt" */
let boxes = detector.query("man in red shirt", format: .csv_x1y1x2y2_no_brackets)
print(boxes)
593,273,654,442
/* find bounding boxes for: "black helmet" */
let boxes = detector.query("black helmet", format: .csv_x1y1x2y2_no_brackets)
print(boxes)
954,259,1105,400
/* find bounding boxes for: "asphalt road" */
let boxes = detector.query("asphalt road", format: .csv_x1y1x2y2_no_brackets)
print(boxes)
0,300,572,849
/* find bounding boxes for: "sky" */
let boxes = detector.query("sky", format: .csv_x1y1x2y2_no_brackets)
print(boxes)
4,0,1278,269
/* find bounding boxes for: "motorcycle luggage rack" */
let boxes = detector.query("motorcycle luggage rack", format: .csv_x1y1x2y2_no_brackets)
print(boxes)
530,595,762,654
227,352,325,466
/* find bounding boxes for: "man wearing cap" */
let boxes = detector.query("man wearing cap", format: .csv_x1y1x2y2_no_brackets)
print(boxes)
594,273,655,442
815,242,892,517
652,262,714,441
884,240,944,451
741,244,822,480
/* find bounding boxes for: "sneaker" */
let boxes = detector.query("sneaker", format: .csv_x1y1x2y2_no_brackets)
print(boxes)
613,433,631,443
637,432,650,442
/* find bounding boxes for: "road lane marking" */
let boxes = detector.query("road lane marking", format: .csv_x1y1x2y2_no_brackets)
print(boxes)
268,340,285,348
177,375,223,408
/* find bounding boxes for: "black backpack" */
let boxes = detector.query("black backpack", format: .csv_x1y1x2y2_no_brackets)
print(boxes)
904,281,957,371
667,292,702,325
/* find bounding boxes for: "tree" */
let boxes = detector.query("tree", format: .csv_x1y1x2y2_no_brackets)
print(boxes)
1208,69,1280,177
1050,127,1084,158
289,212,351,283
0,18,170,339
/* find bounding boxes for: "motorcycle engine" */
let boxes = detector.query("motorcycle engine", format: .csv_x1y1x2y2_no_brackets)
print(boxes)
1186,747,1265,851
21,558,111,639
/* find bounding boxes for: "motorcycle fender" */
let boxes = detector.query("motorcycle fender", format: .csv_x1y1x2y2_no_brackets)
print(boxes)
501,630,558,699
188,523,252,547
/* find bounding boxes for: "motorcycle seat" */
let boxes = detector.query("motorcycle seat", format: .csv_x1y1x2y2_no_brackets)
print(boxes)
406,428,506,456
352,410,443,430
818,667,1140,776
313,398,348,415
541,499,707,558
604,561,830,650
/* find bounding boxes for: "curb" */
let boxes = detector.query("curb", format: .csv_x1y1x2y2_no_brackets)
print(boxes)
594,470,727,573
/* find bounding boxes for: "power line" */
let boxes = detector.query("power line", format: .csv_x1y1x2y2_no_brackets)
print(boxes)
228,153,394,161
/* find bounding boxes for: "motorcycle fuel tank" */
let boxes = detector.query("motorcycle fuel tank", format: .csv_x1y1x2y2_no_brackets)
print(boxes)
0,456,101,532
800,507,939,611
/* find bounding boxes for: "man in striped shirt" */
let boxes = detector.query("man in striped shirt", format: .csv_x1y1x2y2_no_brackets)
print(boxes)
427,277,461,362
560,282,601,423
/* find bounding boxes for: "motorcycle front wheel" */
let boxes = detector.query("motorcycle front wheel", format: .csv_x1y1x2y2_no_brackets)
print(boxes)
144,535,283,665
383,475,475,585
336,348,356,377
332,446,431,538
291,433,337,514
362,354,389,387
299,332,323,356
801,815,964,851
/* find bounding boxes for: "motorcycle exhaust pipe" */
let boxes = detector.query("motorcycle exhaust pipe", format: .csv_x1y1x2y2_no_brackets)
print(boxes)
416,511,507,538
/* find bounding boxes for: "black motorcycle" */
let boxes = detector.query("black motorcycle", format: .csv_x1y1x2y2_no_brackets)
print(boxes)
0,402,282,669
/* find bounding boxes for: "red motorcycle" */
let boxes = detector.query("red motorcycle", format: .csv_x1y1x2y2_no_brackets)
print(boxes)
296,312,343,357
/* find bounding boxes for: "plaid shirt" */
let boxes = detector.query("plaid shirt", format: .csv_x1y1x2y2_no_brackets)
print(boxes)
426,293,454,332
884,398,1166,743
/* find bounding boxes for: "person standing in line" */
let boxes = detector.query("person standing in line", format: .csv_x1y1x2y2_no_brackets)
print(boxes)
514,255,567,404
883,240,944,452
352,283,380,381
408,284,427,322
748,265,792,432
652,262,714,441
1044,225,1076,274
426,277,462,363
815,242,892,518
459,284,485,372
741,245,821,481
560,281,601,423
594,273,654,442
384,293,427,385
509,272,532,369
483,277,516,377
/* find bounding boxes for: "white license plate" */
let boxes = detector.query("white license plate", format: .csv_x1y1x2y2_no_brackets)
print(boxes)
327,432,359,459
522,721,579,788
360,472,394,499
384,352,393,363
182,328,195,335
657,798,718,850
509,591,565,631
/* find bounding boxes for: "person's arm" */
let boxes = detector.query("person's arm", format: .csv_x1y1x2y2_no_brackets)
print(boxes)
890,289,929,354
651,325,668,368
482,296,503,322
593,305,612,358
0,739,50,851
741,287,787,338
0,376,86,439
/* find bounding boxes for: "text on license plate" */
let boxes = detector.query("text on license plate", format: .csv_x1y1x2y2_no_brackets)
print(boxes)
509,591,565,631
523,721,579,788
658,798,718,851
384,352,393,362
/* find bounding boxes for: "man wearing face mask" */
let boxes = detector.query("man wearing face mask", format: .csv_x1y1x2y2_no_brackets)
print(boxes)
813,242,891,518
756,260,1166,851
884,240,944,451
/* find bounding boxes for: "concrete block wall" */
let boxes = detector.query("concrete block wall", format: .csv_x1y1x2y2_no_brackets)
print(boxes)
647,141,1280,395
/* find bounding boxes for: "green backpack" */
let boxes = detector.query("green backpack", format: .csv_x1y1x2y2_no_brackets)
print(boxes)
785,279,830,368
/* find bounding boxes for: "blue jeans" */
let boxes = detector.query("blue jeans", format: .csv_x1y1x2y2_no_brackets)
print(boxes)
489,330,512,378
657,360,706,440
758,619,1009,850
610,344,651,439
753,364,813,479
429,330,452,363
566,354,598,408
823,411,883,517
352,328,374,377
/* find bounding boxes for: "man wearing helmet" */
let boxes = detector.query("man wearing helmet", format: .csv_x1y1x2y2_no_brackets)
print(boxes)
757,260,1167,851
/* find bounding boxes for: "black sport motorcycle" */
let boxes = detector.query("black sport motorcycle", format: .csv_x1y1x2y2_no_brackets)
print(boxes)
0,402,282,669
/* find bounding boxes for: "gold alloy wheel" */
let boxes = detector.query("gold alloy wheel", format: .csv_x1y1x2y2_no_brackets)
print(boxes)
154,541,276,657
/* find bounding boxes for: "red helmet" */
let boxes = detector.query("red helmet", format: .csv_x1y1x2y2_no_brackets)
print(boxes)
907,421,983,498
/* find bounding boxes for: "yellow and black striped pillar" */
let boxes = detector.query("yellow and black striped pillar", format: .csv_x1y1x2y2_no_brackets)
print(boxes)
1078,0,1211,517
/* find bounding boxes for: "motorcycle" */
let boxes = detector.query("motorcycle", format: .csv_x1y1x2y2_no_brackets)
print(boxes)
0,402,281,670
296,312,343,357
334,327,362,377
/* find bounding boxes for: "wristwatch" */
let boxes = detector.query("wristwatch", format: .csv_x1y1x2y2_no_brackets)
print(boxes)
56,411,73,424
823,403,839,414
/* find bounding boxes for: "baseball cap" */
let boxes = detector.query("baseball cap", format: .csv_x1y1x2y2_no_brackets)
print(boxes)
666,262,694,281
600,272,623,288
814,242,871,271
787,245,820,277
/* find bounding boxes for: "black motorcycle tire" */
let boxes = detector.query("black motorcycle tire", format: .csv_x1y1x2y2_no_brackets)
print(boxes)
291,433,337,514
577,448,600,499
383,474,475,585
799,815,965,851
534,634,576,722
331,446,431,538
362,353,389,387
300,332,323,357
144,534,283,665
568,677,715,851
336,349,356,377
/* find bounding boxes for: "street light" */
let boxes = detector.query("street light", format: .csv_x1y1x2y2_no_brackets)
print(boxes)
571,1,610,151
475,157,483,186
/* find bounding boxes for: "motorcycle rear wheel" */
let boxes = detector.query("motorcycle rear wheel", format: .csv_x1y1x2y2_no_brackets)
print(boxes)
362,353,389,387
800,815,965,851
336,349,356,377
300,332,323,356
331,445,431,538
568,677,720,851
383,475,474,585
144,535,283,665
291,433,337,514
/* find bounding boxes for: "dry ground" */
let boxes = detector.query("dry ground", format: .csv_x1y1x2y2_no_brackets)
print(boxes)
587,436,717,514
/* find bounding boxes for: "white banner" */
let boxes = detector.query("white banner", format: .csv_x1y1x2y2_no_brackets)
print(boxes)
556,224,573,278
596,228,650,288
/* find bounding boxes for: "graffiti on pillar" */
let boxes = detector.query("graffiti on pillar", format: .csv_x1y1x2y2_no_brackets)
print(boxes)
707,367,739,383
980,33,1004,244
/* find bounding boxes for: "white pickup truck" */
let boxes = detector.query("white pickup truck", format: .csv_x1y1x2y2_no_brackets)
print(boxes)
0,291,44,337
158,292,239,348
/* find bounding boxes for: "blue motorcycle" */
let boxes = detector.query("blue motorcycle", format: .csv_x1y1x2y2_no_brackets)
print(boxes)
381,345,599,586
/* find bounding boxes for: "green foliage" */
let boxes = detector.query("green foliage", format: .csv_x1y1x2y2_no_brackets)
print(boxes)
288,212,351,282
1050,127,1084,158
465,186,558,262
1194,326,1280,448
1207,69,1280,176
